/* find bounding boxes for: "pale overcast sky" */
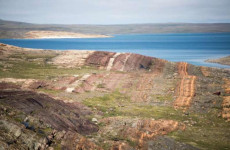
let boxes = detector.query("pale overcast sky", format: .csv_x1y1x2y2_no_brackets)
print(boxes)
0,0,230,24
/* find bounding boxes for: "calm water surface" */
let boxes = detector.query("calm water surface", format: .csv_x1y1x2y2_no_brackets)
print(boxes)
1,33,230,68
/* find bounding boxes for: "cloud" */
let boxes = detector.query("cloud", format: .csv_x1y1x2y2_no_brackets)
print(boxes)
0,0,229,24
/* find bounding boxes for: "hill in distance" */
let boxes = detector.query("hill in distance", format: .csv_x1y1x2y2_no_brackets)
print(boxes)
1,19,230,38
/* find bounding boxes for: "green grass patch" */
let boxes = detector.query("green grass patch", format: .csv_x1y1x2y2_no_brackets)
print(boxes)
169,112,230,150
97,83,105,88
0,60,103,79
83,90,128,117
42,127,53,134
84,92,230,150
83,91,183,119
9,52,57,61
152,94,173,101
0,52,105,79
53,143,62,150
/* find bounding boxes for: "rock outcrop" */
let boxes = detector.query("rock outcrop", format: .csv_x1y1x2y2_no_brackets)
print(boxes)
174,62,197,109
0,90,98,134
100,117,185,150
222,78,230,121
51,50,94,68
85,51,166,72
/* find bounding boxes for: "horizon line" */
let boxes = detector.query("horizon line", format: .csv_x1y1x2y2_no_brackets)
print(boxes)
1,18,230,26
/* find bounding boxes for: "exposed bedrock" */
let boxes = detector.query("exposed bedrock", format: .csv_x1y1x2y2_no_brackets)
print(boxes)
85,51,115,69
0,90,98,134
174,62,197,110
100,117,185,150
85,51,167,72
50,50,94,68
222,78,230,121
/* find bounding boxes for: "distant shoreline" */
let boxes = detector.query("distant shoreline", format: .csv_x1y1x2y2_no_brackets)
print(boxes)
1,19,230,39
1,33,230,69
23,30,111,39
205,56,230,66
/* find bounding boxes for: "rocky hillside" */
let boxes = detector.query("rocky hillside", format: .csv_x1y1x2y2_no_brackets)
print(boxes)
0,43,230,150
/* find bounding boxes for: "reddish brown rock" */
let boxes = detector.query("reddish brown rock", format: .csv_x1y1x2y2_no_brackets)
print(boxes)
111,53,129,71
73,87,85,93
131,73,156,102
222,96,230,121
200,66,210,77
100,117,184,150
85,51,166,73
151,58,167,74
111,142,131,150
28,81,48,89
174,62,197,109
45,76,79,91
119,54,153,72
222,78,230,121
101,73,129,91
56,131,102,150
86,51,115,68
213,91,221,96
223,78,230,94
75,137,103,150
0,82,20,90
122,119,183,149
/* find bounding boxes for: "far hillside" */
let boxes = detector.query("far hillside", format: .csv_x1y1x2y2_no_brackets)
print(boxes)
1,19,230,38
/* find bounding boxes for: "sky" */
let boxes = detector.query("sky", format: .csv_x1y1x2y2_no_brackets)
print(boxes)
0,0,230,24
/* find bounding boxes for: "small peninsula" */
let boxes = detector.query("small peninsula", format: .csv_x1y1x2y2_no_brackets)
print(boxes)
25,31,111,39
206,55,230,66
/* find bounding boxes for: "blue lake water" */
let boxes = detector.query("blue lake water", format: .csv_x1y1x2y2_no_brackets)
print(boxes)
1,33,230,68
